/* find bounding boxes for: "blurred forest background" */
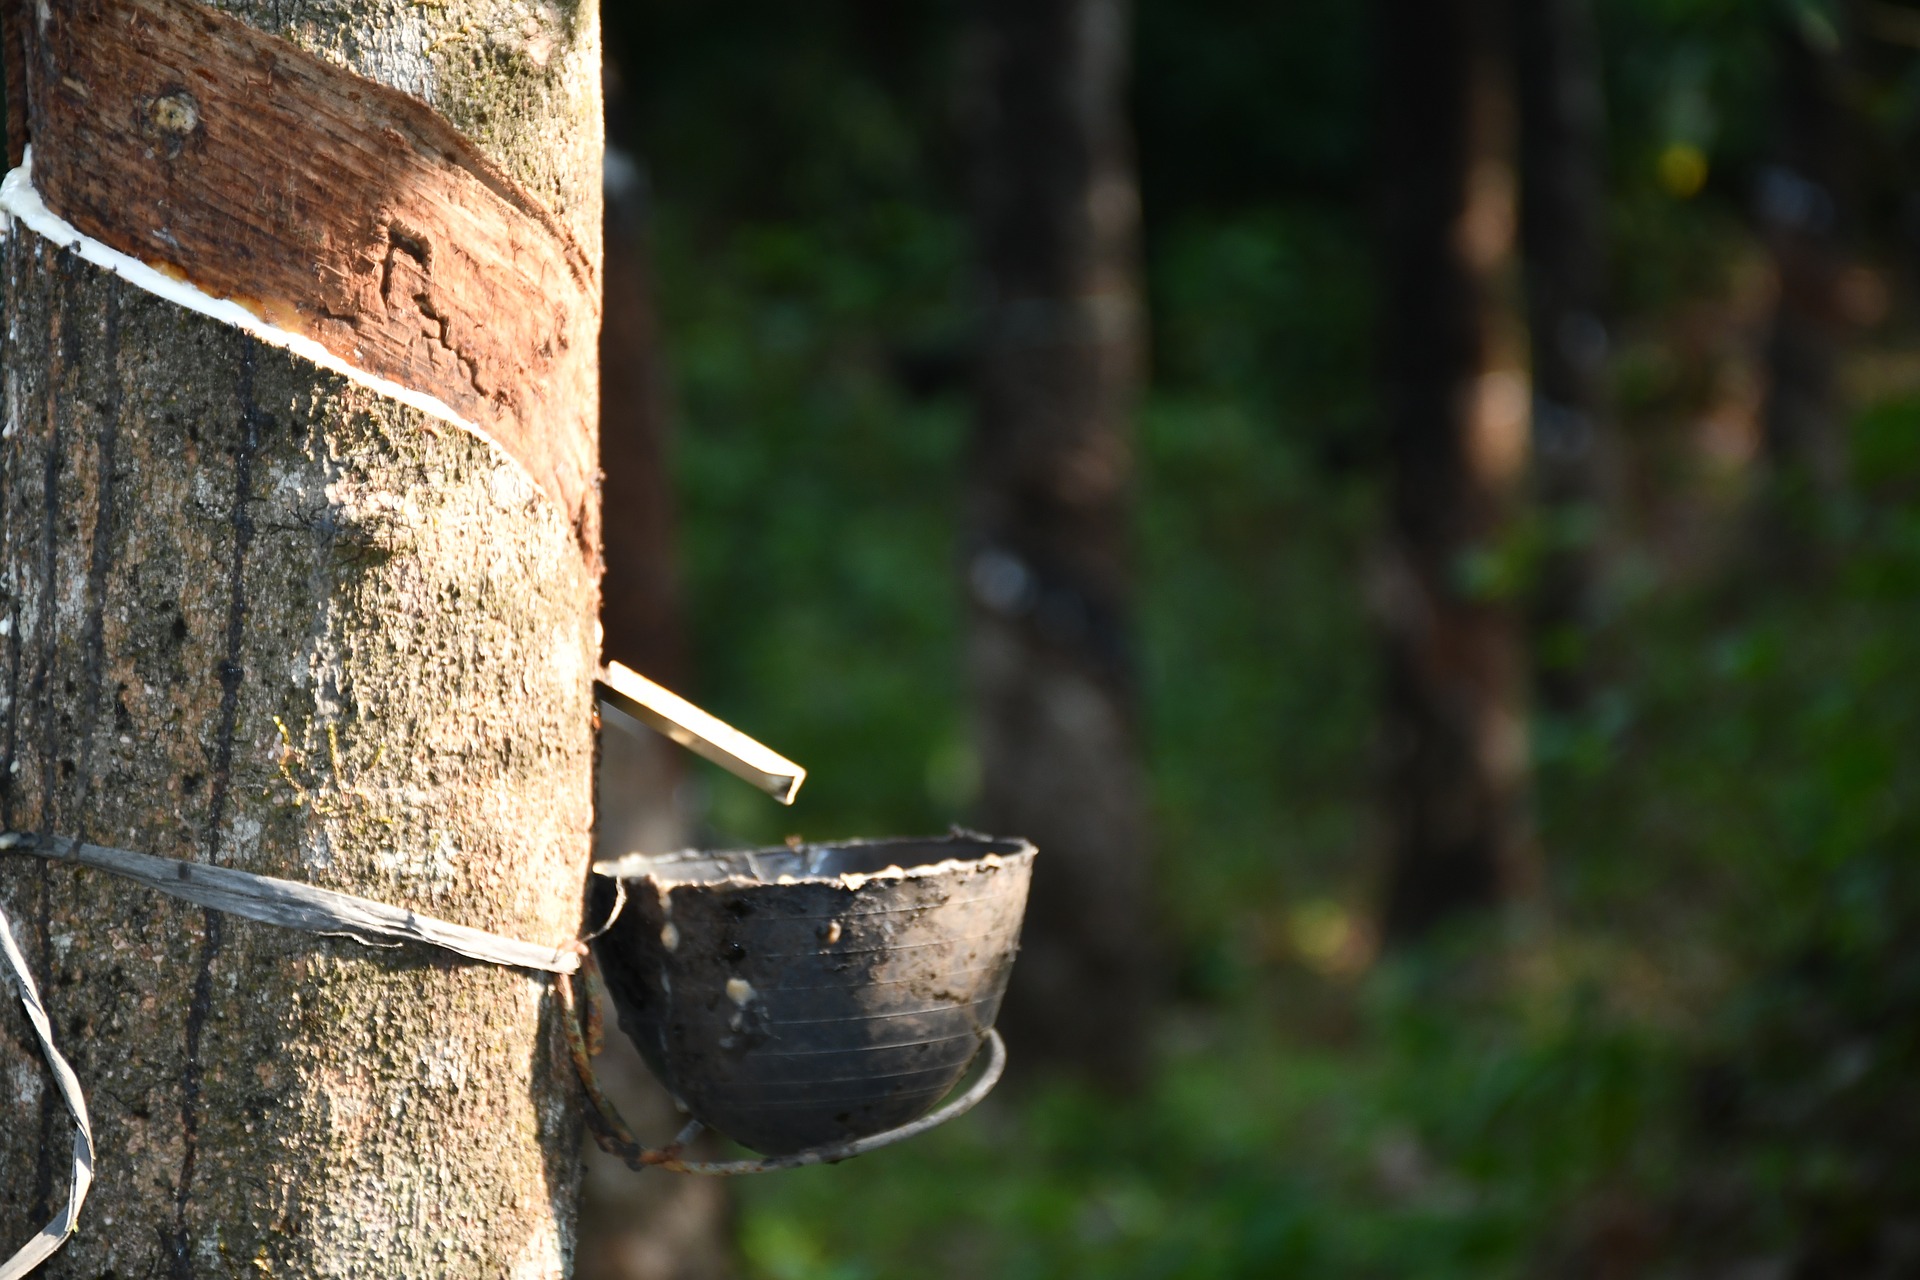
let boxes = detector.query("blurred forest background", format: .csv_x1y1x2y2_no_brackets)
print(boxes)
588,0,1920,1276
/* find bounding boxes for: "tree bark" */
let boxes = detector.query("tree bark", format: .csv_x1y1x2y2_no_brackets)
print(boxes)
1514,0,1608,712
576,146,734,1280
963,0,1154,1085
1758,10,1854,519
1376,0,1536,945
0,1,602,1274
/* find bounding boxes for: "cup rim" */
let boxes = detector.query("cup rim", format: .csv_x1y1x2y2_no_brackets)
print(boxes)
592,831,1035,891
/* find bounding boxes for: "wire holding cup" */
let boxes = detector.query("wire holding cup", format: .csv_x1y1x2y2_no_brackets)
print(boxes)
557,951,1008,1177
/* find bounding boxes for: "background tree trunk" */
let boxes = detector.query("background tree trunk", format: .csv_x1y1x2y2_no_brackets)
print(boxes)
963,0,1154,1085
0,1,602,1274
575,143,734,1280
1376,0,1536,945
1514,0,1609,713
1758,9,1855,524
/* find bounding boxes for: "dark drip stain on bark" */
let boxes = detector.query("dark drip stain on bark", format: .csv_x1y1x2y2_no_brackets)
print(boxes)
73,288,121,831
26,245,77,1227
30,249,66,834
205,337,263,868
0,237,26,832
171,335,263,1276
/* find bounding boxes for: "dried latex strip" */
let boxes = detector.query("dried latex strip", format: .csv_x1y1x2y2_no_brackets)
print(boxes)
0,896,90,1280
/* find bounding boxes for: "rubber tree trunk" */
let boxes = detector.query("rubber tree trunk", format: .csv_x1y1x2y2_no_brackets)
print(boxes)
1514,0,1608,713
1376,0,1537,945
576,147,734,1280
1758,11,1854,525
0,2,602,1274
963,0,1154,1085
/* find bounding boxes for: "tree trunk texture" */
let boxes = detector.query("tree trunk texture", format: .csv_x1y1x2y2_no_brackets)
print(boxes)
576,148,733,1280
963,0,1153,1086
0,2,603,1275
1376,0,1536,945
1513,0,1608,713
1758,12,1854,523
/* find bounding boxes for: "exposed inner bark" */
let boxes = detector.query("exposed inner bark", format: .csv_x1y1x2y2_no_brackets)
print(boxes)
8,0,601,559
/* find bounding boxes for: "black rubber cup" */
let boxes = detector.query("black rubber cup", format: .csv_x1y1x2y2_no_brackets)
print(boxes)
590,834,1034,1156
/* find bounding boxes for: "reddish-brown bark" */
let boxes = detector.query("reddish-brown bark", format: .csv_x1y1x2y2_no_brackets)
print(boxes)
7,0,600,558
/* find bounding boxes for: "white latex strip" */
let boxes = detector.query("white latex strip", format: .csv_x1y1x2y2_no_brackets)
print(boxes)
0,149,549,501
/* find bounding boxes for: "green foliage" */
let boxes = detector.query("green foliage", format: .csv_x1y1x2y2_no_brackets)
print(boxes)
711,386,1920,1276
654,196,972,845
732,970,1688,1280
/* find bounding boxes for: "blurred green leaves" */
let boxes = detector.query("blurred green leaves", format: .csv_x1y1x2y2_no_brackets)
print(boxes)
613,0,1920,1269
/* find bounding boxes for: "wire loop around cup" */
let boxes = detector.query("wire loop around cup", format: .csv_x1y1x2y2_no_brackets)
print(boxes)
558,955,1007,1177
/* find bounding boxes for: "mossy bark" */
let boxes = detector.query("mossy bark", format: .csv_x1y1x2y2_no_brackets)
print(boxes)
0,1,602,1274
